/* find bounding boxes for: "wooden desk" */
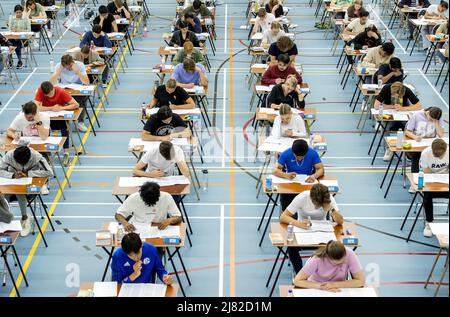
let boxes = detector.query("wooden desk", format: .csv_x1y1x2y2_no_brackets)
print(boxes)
279,285,377,297
78,282,179,297
31,18,52,53
0,231,28,297
407,18,447,55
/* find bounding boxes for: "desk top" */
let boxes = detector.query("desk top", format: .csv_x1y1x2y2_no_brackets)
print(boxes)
263,175,338,194
279,285,377,297
0,231,20,246
79,282,179,297
0,177,47,195
385,136,429,153
43,108,82,121
86,64,107,75
1,136,66,153
112,177,190,196
406,173,449,193
256,107,316,122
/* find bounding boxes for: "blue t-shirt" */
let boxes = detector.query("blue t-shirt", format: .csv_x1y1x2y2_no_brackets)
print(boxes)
111,242,168,284
277,147,322,175
173,63,205,85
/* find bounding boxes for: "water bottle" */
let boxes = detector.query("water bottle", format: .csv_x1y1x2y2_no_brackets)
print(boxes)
378,79,383,89
309,132,314,147
49,57,55,73
287,289,294,297
396,129,403,149
350,42,354,52
202,169,209,191
141,102,147,119
378,103,383,118
418,168,424,190
266,175,272,191
160,57,166,72
116,227,125,243
287,223,294,243
90,40,95,50
8,14,12,27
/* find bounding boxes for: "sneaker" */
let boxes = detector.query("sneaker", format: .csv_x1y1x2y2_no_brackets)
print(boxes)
20,216,32,237
35,32,40,39
47,31,53,38
408,185,415,194
102,82,108,88
16,61,23,69
41,184,50,195
33,40,39,48
77,122,88,132
65,11,69,17
423,222,433,238
63,153,70,166
383,148,393,161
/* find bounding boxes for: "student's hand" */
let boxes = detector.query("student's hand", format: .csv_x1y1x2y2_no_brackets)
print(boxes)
275,78,283,84
393,70,402,77
283,129,293,137
157,219,172,230
298,219,311,228
173,44,179,48
162,274,173,285
162,135,173,141
271,104,281,110
53,105,63,111
415,135,423,142
286,172,297,179
394,104,403,111
8,46,15,53
130,261,142,281
185,83,195,89
123,222,136,232
305,175,317,183
319,283,341,292
151,169,165,178
13,171,27,179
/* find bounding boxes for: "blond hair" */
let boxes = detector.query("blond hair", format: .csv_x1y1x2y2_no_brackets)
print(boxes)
390,82,405,98
271,21,281,30
279,104,292,115
284,75,298,88
166,78,177,89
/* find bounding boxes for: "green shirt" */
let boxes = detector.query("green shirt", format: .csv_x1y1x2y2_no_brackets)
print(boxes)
9,16,31,32
334,0,354,6
27,3,46,18
182,4,212,18
172,48,206,66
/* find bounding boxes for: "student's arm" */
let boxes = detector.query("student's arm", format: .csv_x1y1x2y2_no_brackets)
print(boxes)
294,270,323,289
306,162,325,183
121,6,131,19
177,160,190,178
80,33,89,48
280,210,311,229
61,97,80,110
153,251,172,284
73,64,90,85
434,120,445,137
171,97,195,110
270,54,277,63
6,127,17,140
322,271,365,289
148,97,158,109
273,163,297,179
141,130,172,141
49,65,63,84
295,116,308,137
197,67,209,88
27,155,54,178
112,20,118,32
395,100,421,111
132,160,165,178
330,209,344,225
0,159,15,179
170,127,191,139
111,255,125,283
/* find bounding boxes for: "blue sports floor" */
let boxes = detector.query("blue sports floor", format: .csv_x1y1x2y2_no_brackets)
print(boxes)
0,0,448,297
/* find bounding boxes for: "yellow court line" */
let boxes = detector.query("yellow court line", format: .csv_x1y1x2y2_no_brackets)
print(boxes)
8,16,143,297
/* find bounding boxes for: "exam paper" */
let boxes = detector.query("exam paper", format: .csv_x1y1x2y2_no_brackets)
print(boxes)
413,173,449,185
55,83,95,91
93,282,117,297
0,177,33,186
118,176,190,187
319,179,340,188
293,220,334,233
270,174,318,185
132,223,181,238
128,138,189,149
118,283,167,297
409,137,449,148
12,136,62,145
429,223,449,236
41,111,74,118
292,287,377,297
146,108,200,116
294,232,337,245
0,220,22,233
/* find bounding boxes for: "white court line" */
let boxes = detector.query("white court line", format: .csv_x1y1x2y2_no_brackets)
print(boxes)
0,69,37,117
218,205,225,297
224,4,228,54
33,216,448,220
222,68,227,168
418,68,449,109
52,6,87,49
368,5,407,54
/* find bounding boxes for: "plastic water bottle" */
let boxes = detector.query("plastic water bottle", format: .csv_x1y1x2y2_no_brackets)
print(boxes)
418,168,424,190
309,132,314,147
266,175,272,191
141,102,147,119
287,289,294,297
49,57,55,73
350,42,354,52
378,79,383,89
287,223,294,243
160,57,166,72
116,227,125,243
202,169,209,191
378,103,383,118
396,129,404,149
90,40,95,50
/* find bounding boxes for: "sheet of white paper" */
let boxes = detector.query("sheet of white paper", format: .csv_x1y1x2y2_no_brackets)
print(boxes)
429,223,449,236
413,173,449,185
270,174,318,185
184,86,205,94
41,111,74,118
0,177,33,186
159,225,181,238
12,136,62,145
294,232,337,245
392,113,410,121
132,222,156,239
128,138,189,149
118,283,167,297
0,220,23,233
319,179,340,188
118,176,190,188
146,108,200,116
409,137,449,148
293,287,377,297
94,282,117,297
107,222,120,234
293,221,334,233
251,63,268,69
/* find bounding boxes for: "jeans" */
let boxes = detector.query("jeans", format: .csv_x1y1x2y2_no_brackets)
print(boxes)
423,192,449,222
10,40,22,61
74,96,88,123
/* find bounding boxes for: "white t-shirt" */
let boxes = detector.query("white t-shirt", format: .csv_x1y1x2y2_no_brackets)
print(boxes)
420,146,449,174
140,145,185,176
116,191,181,224
9,112,50,137
347,18,372,34
262,28,286,45
255,13,276,33
426,4,448,18
272,114,307,138
286,191,339,220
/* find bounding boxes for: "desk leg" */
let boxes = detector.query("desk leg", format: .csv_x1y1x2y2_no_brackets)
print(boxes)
380,150,396,188
11,245,28,287
180,199,193,235
26,196,48,247
65,121,81,165
38,195,54,232
269,248,288,297
401,192,418,231
167,248,186,297
407,200,424,242
368,120,382,156
371,122,387,165
434,253,449,297
56,151,71,188
266,247,283,287
101,247,114,282
384,152,402,199
0,246,20,297
50,152,66,200
425,247,443,289
258,193,273,231
174,247,191,286
259,194,279,247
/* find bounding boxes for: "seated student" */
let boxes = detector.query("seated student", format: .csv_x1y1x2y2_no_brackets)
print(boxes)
398,0,431,39
172,41,206,66
405,107,445,174
273,139,325,209
148,78,195,110
269,36,298,64
294,240,365,290
169,21,200,48
107,0,131,33
142,106,191,141
0,193,13,224
362,42,395,68
69,45,109,87
344,0,364,22
80,24,113,48
115,181,182,232
261,53,302,86
34,0,56,36
253,7,276,36
111,232,174,284
343,9,372,35
420,139,449,237
8,5,31,69
347,25,382,50
266,75,305,109
34,81,79,165
0,146,53,237
49,54,89,132
280,184,344,273
93,5,118,34
176,12,202,34
133,141,189,179
182,0,213,19
265,0,284,18
261,21,286,48
7,101,50,141
24,0,47,34
421,1,449,51
271,104,307,139
0,35,15,80
172,58,208,90
377,57,404,84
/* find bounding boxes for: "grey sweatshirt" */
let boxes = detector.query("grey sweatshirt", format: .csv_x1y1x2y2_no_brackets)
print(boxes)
0,148,54,179
0,196,13,224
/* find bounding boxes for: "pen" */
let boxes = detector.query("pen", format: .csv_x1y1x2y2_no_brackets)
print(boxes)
346,229,351,235
308,216,312,227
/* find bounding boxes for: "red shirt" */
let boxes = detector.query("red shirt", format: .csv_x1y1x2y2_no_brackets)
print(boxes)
35,86,73,108
261,65,303,86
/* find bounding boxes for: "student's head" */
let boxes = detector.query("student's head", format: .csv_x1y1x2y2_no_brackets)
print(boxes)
279,104,293,124
182,58,196,74
92,24,102,38
80,45,91,59
314,241,347,265
184,12,195,23
291,139,309,159
438,1,449,12
60,54,75,70
359,9,369,24
183,40,194,56
14,5,24,18
165,78,177,94
380,42,395,57
431,138,448,158
99,5,109,18
114,0,124,8
13,146,32,166
26,0,36,10
192,0,202,12
257,7,267,18
159,141,175,160
283,75,298,93
270,21,281,35
269,0,279,9
22,101,38,122
354,0,363,11
424,106,443,122
390,82,405,99
139,182,161,207
389,57,402,71
178,21,188,34
157,106,174,124
277,36,294,53
366,25,379,38
309,184,332,208
277,53,290,71
121,232,143,261
40,81,55,97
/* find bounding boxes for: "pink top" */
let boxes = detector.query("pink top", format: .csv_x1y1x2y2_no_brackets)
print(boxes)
302,247,362,283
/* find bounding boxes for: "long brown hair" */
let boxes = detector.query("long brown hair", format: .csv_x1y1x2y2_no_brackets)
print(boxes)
314,240,347,260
